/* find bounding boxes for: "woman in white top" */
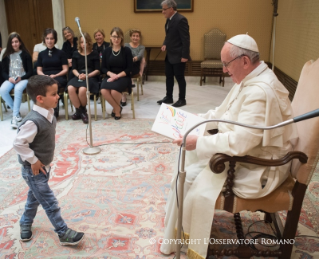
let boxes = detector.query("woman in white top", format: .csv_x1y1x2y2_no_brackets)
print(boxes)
0,32,32,129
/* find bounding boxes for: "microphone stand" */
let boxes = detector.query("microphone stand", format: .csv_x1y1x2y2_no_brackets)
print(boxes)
76,21,101,155
174,109,319,259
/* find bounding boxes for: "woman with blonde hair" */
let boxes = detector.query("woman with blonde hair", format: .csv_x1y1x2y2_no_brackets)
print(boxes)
93,29,110,61
62,26,78,80
67,32,100,124
100,27,133,120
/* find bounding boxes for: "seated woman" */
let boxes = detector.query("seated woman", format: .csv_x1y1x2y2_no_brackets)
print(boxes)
62,26,78,79
37,28,68,118
0,32,32,129
32,30,59,75
92,29,110,62
100,27,132,120
67,32,100,124
122,29,145,106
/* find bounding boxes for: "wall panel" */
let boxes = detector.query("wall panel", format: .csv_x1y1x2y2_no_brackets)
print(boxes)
275,0,319,81
64,0,273,61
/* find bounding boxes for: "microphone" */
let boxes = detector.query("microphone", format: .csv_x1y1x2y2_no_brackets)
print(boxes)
75,17,81,29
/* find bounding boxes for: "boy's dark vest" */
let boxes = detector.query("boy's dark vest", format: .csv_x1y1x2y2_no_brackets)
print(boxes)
18,110,56,166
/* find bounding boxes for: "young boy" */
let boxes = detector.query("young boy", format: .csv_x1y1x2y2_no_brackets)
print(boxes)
13,75,84,245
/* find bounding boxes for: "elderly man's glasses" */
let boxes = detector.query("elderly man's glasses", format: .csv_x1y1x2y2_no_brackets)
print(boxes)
222,54,245,68
162,7,171,11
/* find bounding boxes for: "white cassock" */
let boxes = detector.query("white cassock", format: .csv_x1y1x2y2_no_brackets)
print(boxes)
160,61,299,258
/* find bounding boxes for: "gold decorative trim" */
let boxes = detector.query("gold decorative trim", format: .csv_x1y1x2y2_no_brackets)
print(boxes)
187,248,205,259
174,228,190,240
233,196,237,213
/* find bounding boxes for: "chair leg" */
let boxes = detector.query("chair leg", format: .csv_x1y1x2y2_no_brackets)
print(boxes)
141,77,143,95
131,91,135,119
100,94,105,119
280,182,307,258
200,69,203,86
264,212,272,223
136,77,140,101
101,95,106,119
94,94,97,121
64,93,68,120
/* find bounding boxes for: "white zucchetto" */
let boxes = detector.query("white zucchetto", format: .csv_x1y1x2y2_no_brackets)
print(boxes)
227,34,259,52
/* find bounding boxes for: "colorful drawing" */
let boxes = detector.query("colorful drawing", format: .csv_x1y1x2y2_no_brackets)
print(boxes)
168,106,176,117
152,104,206,139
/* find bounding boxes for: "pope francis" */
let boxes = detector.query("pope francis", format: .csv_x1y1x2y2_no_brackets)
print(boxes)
160,34,298,258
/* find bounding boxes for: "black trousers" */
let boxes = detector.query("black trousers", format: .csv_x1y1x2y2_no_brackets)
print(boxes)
165,58,186,100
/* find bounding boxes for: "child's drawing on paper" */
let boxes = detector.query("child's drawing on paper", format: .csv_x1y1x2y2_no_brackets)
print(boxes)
152,104,206,139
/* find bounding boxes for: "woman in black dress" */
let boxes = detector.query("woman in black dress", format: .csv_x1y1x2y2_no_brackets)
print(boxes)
37,28,68,118
101,27,133,120
67,32,100,124
62,26,78,79
92,29,110,62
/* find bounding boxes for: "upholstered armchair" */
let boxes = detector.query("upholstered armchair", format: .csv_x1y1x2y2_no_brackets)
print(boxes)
200,29,226,86
206,58,319,258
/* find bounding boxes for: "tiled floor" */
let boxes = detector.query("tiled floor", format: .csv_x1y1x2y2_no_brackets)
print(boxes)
0,76,233,157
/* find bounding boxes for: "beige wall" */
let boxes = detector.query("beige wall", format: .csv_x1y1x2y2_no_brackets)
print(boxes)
274,0,319,81
64,0,273,61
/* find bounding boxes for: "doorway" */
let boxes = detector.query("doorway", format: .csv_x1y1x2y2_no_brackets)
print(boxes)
4,0,53,53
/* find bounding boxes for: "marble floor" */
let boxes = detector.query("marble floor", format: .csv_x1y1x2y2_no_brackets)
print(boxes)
0,76,233,157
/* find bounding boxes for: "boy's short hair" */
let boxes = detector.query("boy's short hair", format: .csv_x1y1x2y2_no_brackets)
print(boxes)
27,75,58,103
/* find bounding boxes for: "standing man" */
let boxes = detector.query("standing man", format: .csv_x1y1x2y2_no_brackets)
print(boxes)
157,0,190,107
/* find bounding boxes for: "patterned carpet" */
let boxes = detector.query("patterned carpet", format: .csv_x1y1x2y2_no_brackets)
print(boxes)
0,119,318,259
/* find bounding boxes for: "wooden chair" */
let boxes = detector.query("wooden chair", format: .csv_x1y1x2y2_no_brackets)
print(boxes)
0,89,31,121
101,88,135,119
205,58,319,258
132,73,143,101
64,91,101,121
200,28,226,86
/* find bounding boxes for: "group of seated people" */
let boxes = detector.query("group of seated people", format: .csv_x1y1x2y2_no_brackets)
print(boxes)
0,26,145,128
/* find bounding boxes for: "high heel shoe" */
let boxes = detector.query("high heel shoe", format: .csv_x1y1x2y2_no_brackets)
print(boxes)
114,107,122,120
112,106,122,117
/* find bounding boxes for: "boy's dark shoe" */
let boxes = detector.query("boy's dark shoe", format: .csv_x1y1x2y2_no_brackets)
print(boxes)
59,228,85,246
20,225,33,242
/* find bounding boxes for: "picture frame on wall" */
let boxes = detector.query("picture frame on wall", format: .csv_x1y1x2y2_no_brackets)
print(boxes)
134,0,194,12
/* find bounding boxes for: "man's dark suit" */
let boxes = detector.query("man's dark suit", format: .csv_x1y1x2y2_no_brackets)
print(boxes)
163,12,190,102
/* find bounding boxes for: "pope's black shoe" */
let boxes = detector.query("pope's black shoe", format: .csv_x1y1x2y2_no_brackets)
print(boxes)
157,96,173,105
172,99,186,107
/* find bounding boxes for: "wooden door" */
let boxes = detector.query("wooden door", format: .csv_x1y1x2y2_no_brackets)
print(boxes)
4,0,53,54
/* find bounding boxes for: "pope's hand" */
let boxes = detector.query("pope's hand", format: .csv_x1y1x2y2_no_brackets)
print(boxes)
173,135,198,151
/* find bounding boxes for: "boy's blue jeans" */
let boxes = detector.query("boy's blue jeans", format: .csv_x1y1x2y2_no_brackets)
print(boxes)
20,165,68,236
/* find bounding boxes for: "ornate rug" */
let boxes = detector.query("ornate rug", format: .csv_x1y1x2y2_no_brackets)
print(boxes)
0,119,318,259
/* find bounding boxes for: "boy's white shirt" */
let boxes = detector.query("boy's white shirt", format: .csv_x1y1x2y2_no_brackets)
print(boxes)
13,105,54,167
